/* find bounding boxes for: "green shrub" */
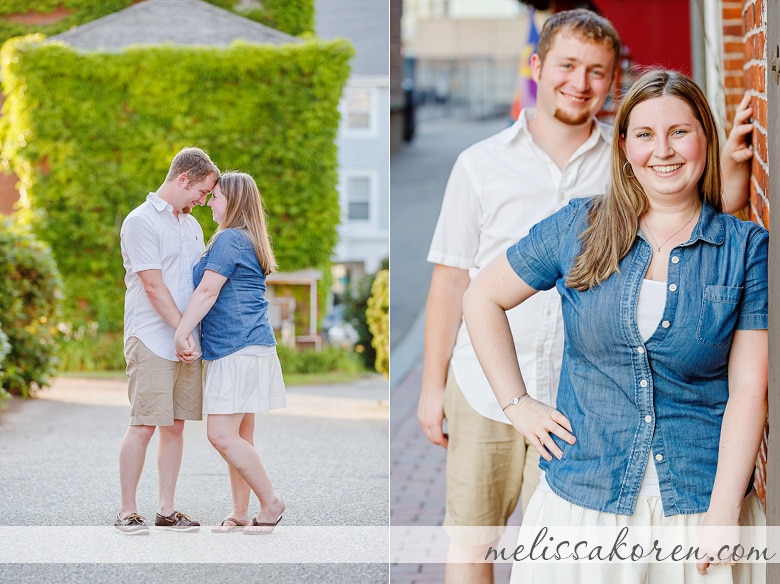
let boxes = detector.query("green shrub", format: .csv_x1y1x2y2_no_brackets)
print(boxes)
56,324,125,372
0,1,315,47
57,332,362,377
366,269,388,378
0,219,62,396
277,344,364,374
342,259,389,370
0,1,132,48
1,35,352,341
240,0,315,36
0,326,11,403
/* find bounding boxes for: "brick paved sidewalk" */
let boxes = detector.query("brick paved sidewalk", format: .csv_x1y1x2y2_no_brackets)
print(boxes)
390,360,520,583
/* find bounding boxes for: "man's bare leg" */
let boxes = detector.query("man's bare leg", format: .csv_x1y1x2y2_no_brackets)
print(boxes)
118,424,156,516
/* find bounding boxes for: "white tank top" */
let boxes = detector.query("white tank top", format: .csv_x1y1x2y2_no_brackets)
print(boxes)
538,278,666,496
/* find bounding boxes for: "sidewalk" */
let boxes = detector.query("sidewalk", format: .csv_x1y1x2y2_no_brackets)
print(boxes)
390,351,521,583
390,359,447,583
0,373,388,583
390,110,520,582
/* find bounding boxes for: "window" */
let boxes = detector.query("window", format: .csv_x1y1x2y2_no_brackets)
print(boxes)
344,88,374,133
347,175,371,220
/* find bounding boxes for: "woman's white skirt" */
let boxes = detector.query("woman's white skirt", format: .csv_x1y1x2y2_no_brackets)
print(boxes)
510,488,766,584
202,348,286,415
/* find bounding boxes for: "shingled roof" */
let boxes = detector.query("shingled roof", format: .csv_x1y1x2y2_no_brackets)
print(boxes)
49,0,300,52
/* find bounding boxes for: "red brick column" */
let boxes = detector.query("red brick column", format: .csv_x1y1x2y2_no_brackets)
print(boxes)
743,0,770,227
722,0,770,510
722,1,747,116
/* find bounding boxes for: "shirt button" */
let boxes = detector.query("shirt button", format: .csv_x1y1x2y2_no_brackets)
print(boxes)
644,415,652,423
671,256,680,264
637,347,645,354
640,379,648,387
655,453,664,462
668,284,677,292
661,320,671,328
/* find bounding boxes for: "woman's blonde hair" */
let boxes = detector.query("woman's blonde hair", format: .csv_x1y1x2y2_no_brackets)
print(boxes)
210,171,277,275
565,68,723,291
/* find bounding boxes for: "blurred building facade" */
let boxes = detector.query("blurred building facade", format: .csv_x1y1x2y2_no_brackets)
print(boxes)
316,0,390,295
402,0,530,119
391,0,405,151
399,0,730,125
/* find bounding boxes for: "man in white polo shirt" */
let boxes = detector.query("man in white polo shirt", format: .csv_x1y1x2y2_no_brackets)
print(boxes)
115,147,219,534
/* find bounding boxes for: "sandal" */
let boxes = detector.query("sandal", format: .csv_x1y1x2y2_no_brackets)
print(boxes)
244,514,283,535
211,517,246,533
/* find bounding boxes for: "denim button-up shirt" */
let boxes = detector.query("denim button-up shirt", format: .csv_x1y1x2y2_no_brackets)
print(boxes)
507,197,768,516
194,228,276,360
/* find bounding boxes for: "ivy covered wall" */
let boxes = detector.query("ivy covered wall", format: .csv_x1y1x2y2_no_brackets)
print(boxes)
0,0,315,46
0,35,352,333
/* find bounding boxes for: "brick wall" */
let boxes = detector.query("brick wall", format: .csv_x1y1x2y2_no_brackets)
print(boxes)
6,6,72,25
724,0,770,227
0,93,21,215
722,0,770,510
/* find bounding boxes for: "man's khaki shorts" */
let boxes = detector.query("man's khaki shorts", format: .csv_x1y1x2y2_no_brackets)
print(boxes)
124,336,203,426
442,372,540,545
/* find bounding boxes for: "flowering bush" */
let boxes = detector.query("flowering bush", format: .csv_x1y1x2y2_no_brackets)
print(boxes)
366,269,388,378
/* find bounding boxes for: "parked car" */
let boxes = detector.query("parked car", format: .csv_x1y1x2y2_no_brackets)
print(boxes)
321,304,359,347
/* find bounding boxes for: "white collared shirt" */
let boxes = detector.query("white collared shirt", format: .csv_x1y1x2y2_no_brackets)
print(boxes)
121,192,205,361
427,108,613,423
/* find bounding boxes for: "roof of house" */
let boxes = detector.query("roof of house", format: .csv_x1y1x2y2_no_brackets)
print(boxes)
315,0,387,76
49,0,300,52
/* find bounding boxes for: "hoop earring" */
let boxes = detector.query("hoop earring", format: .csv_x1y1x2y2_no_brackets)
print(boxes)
622,161,635,178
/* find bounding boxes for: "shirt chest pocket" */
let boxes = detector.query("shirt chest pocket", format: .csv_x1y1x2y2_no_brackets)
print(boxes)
697,285,743,347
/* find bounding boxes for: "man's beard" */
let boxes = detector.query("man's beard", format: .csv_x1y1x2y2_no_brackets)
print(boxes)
554,107,591,126
182,205,192,214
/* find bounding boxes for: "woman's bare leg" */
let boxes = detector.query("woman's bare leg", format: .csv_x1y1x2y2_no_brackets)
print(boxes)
208,413,285,531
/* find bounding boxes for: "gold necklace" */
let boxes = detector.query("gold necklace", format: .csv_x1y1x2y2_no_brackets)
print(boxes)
642,205,700,253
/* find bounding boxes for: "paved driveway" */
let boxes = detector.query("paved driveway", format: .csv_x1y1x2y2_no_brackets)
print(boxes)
0,375,389,583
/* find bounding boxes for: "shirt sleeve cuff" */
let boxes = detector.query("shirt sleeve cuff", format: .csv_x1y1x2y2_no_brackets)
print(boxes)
736,313,768,330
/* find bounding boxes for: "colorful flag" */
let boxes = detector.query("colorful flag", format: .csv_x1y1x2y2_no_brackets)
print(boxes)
510,9,539,121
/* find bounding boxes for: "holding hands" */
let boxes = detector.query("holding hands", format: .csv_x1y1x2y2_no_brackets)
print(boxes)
173,269,227,364
174,331,200,363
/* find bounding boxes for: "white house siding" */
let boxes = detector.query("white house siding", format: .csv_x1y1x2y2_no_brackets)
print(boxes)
316,0,389,279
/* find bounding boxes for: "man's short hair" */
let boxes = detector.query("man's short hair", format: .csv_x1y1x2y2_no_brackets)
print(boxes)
536,8,621,70
165,147,220,184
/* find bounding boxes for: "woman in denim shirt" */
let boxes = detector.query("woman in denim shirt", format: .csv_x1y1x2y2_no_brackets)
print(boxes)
464,69,767,583
175,172,286,534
